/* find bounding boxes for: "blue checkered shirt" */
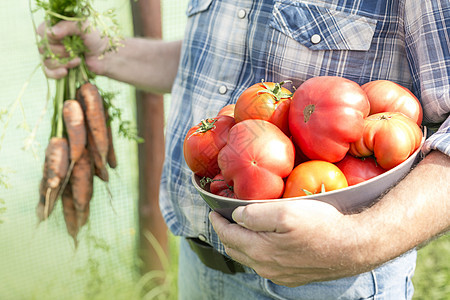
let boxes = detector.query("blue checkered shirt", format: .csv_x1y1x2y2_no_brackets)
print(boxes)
160,0,450,254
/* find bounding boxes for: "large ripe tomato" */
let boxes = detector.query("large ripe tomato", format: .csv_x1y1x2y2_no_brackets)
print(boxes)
234,80,293,134
335,155,386,186
289,76,370,163
362,80,423,125
349,112,423,170
183,115,235,178
283,160,348,198
218,119,295,200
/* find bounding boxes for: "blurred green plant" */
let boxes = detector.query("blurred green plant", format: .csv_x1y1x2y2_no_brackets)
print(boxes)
413,235,450,300
132,231,178,300
0,65,41,156
0,64,38,222
0,168,9,223
75,224,112,299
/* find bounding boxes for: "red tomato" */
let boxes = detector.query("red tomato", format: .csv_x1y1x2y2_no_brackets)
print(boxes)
289,76,370,163
362,80,423,125
283,160,348,198
217,104,235,117
218,119,295,200
183,115,235,178
335,155,386,186
208,173,237,199
292,138,310,167
349,112,423,170
234,81,293,134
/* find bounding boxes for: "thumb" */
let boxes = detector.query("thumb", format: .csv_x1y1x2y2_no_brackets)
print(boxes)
232,202,290,232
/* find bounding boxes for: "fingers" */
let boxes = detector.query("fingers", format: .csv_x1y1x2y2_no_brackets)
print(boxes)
209,211,256,266
231,202,292,232
37,20,83,58
232,200,343,233
37,20,85,79
209,211,256,253
44,57,81,70
43,66,68,80
42,57,81,79
37,20,83,42
39,44,70,58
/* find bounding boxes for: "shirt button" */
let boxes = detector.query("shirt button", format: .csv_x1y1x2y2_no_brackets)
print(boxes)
311,34,322,44
198,234,207,242
238,9,246,19
219,85,228,94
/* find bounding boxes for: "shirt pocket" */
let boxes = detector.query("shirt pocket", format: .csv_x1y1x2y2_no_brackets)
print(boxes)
186,0,213,17
270,0,377,51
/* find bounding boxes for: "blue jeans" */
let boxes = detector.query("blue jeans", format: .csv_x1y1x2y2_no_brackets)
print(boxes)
178,238,416,300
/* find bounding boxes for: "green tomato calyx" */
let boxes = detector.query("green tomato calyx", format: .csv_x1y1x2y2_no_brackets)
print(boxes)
260,80,294,102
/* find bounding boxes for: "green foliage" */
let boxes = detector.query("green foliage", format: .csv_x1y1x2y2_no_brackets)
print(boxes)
102,90,144,144
0,168,9,223
0,165,14,225
413,235,450,299
133,232,178,300
74,226,112,299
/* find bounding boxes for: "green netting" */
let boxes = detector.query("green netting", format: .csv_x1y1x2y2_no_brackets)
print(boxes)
0,1,186,299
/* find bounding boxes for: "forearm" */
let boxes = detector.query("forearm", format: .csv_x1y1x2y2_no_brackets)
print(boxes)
351,150,450,267
90,38,182,94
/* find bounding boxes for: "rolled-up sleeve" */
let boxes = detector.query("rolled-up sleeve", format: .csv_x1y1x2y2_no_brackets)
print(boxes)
404,0,450,156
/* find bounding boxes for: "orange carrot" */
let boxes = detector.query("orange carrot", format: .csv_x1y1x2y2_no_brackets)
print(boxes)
63,100,87,163
36,160,59,221
77,83,109,166
76,202,90,229
45,137,70,189
37,137,69,222
87,128,109,182
104,107,117,169
70,147,94,214
61,184,79,245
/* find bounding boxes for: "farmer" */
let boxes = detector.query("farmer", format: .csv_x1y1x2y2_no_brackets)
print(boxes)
38,0,449,299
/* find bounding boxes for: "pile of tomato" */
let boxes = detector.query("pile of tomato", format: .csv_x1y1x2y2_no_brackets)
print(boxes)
183,76,423,200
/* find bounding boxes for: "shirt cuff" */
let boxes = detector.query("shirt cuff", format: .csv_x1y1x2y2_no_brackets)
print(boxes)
422,116,450,156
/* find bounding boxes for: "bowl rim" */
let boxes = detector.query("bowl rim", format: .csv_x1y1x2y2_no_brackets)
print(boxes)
192,127,426,203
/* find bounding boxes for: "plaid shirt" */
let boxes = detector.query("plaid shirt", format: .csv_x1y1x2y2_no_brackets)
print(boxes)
160,0,450,254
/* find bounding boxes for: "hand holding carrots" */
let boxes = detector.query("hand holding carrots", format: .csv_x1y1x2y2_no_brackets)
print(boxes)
37,20,110,79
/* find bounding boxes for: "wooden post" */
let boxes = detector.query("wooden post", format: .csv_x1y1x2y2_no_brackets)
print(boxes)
130,0,168,274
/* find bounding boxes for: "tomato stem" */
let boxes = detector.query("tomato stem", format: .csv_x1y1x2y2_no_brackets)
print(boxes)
259,80,293,102
303,104,315,123
379,114,391,120
196,118,217,133
302,189,313,195
302,183,326,196
320,183,326,193
200,176,234,191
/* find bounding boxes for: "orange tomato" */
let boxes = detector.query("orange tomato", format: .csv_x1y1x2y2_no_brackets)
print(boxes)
283,160,348,198
234,80,293,135
362,80,423,125
349,112,423,170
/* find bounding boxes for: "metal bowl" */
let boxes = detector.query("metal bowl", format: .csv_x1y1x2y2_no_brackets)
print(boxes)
192,128,426,221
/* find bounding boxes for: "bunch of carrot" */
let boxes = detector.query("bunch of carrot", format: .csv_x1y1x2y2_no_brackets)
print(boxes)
36,81,117,244
33,0,123,244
